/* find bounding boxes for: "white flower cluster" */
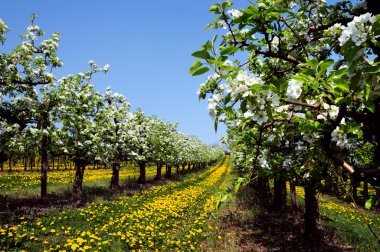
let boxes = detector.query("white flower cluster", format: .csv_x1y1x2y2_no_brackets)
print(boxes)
227,9,243,19
214,20,227,30
331,126,350,149
208,92,224,118
338,13,376,46
271,36,279,52
286,79,303,99
243,109,268,125
258,155,270,169
317,104,340,120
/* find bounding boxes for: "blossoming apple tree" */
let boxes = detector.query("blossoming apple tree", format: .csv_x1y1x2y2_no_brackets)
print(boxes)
191,0,380,244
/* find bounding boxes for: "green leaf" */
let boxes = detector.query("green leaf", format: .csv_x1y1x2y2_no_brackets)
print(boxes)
306,58,319,69
372,15,380,36
363,65,380,74
214,119,218,132
258,3,266,9
209,4,220,13
335,96,351,106
192,67,210,76
220,46,238,55
319,59,334,71
365,197,373,210
222,1,233,11
191,50,211,59
331,77,349,92
188,60,202,74
365,99,376,113
364,79,371,101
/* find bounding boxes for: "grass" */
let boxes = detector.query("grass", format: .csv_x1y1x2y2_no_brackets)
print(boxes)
0,157,230,251
0,165,158,198
293,186,380,251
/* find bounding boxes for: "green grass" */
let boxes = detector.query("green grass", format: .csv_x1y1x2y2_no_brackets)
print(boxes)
0,158,229,251
293,186,380,251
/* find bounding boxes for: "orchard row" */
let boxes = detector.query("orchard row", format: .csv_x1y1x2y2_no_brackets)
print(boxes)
0,15,224,197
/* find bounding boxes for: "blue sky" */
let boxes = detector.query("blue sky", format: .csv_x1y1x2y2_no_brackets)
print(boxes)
1,0,238,145
0,0,353,145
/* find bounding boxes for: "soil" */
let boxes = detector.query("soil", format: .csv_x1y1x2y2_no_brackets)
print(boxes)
207,187,355,252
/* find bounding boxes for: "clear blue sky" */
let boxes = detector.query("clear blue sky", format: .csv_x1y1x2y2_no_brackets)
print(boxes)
1,0,239,145
0,0,352,145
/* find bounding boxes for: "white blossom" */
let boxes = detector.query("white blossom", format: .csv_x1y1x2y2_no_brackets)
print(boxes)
227,9,243,19
286,79,303,99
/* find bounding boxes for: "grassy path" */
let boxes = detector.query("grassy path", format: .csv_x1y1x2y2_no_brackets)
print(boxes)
0,156,230,251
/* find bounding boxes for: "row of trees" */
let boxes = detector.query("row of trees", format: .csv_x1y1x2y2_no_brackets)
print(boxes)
0,15,224,197
192,0,380,246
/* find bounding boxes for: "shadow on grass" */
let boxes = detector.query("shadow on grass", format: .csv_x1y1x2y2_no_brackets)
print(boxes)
216,186,355,252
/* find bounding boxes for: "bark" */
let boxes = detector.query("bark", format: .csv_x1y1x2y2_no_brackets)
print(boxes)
155,163,162,180
110,162,120,189
64,156,68,170
351,177,358,202
57,156,60,170
176,165,180,175
363,180,369,199
289,180,299,212
165,165,172,178
255,175,271,206
182,164,186,174
272,176,287,212
0,162,3,172
324,174,333,193
8,156,12,172
304,183,321,245
52,157,55,170
40,135,48,198
137,162,146,184
73,162,85,196
24,156,27,171
376,189,380,207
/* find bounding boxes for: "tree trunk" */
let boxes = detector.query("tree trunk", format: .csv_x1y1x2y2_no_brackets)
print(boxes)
363,180,369,199
165,165,172,178
110,162,120,189
289,180,299,212
8,156,12,172
182,164,186,174
0,162,3,172
351,177,358,202
137,162,146,184
176,165,180,175
73,162,85,196
57,156,60,170
304,183,321,245
155,163,162,180
41,135,48,198
24,156,27,171
64,156,68,170
375,189,380,207
52,157,55,170
255,175,271,206
273,176,287,212
188,163,191,171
